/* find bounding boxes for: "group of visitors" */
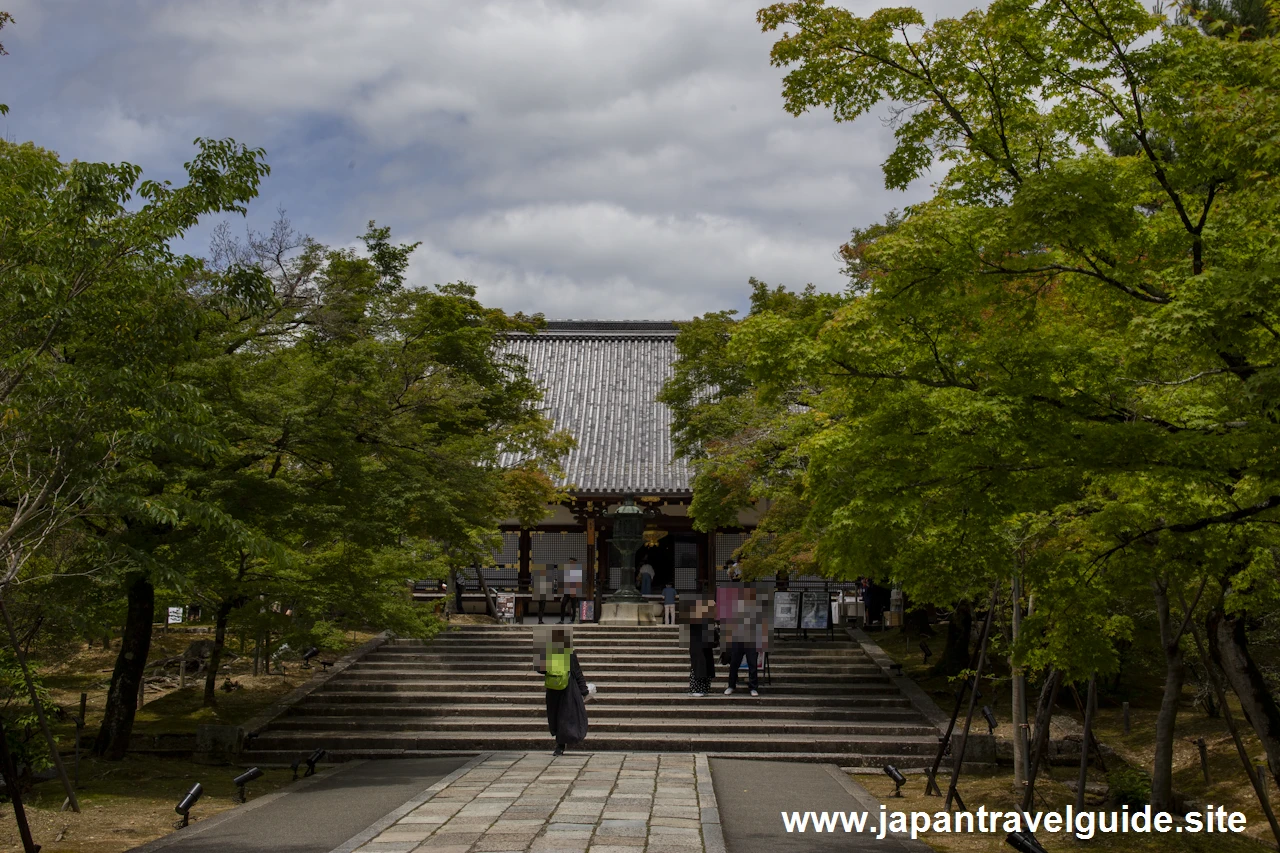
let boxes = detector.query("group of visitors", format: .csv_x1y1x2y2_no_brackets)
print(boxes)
531,558,584,624
535,585,764,758
684,594,761,698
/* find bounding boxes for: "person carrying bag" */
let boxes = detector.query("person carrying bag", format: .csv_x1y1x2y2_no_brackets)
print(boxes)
538,628,592,755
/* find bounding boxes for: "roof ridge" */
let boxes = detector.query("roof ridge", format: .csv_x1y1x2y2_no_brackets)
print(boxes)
539,320,680,332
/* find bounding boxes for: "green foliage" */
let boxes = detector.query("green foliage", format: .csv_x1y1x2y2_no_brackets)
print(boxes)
0,648,53,785
0,11,12,115
663,0,1280,686
659,280,840,573
0,136,272,588
2,131,568,741
1108,764,1154,806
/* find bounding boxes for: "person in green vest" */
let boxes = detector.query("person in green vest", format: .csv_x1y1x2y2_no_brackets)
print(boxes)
537,627,592,755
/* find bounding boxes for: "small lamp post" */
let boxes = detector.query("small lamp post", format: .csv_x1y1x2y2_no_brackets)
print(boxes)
606,497,647,603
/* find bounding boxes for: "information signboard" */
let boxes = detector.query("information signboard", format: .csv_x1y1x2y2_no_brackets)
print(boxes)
772,591,800,630
166,607,184,625
800,591,828,630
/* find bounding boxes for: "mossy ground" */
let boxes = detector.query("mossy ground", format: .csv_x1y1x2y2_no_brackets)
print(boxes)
866,625,1278,850
1,629,377,852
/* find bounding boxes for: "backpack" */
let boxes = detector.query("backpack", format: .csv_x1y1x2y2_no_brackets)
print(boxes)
545,648,572,691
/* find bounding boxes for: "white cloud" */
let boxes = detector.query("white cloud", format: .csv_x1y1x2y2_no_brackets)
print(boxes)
407,202,843,318
5,0,969,318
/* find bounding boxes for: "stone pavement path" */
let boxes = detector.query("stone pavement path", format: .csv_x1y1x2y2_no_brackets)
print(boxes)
348,752,724,853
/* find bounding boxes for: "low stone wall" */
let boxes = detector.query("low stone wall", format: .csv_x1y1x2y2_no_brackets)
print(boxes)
120,631,394,760
126,732,197,756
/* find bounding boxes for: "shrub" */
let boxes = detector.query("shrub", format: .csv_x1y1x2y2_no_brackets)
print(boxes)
1107,764,1151,807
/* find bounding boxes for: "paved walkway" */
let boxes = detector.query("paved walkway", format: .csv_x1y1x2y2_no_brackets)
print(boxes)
712,758,929,853
345,752,722,853
128,753,925,853
129,757,473,853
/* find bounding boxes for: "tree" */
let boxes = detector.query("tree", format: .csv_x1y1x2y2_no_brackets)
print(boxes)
750,0,1280,814
0,11,13,115
659,280,840,576
0,137,272,759
152,214,568,708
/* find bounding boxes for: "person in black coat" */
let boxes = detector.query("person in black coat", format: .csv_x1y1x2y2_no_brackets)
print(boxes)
687,599,718,697
537,630,590,756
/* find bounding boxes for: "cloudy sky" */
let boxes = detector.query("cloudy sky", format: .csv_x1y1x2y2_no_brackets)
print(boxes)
4,0,970,319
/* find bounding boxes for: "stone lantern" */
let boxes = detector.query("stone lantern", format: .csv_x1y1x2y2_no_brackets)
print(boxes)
607,497,646,603
599,496,657,624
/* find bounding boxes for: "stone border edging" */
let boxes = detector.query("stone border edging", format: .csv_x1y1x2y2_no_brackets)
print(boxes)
822,763,935,851
848,626,951,732
325,751,493,853
124,759,367,852
695,752,726,853
241,631,392,739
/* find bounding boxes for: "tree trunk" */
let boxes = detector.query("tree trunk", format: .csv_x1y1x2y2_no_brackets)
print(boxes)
1151,577,1184,813
1208,605,1280,786
1011,576,1029,788
93,573,154,760
203,600,235,708
1021,668,1063,812
1076,673,1097,813
475,566,498,619
938,599,973,676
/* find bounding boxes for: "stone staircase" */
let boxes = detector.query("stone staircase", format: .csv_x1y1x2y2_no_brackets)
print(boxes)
243,625,941,765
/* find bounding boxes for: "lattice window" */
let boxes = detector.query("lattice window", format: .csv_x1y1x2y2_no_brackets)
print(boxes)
715,532,749,581
487,532,520,568
675,541,698,591
531,531,587,565
788,575,861,592
478,566,520,589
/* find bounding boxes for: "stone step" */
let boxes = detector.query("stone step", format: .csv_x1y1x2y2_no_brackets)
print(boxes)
366,648,874,660
359,654,878,667
245,731,939,756
328,668,888,682
415,634,860,645
303,691,916,708
357,660,877,674
268,716,937,736
239,747,936,769
286,702,927,721
417,635,860,645
314,681,901,696
246,626,938,764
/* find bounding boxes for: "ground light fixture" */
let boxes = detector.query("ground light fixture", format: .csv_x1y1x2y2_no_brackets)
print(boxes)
301,647,320,668
883,765,907,797
983,705,998,734
306,748,326,776
175,783,203,827
234,767,264,803
1007,830,1049,853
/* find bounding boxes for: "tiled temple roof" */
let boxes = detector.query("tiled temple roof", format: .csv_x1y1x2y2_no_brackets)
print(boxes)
502,320,691,495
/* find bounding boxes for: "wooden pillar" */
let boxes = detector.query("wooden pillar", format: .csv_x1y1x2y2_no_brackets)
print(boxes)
695,533,706,594
598,527,610,589
584,518,596,601
518,529,532,587
706,529,717,593
518,529,532,617
593,525,609,623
